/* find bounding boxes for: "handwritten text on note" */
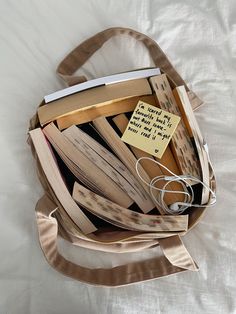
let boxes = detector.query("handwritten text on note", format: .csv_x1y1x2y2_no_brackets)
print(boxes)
121,101,180,158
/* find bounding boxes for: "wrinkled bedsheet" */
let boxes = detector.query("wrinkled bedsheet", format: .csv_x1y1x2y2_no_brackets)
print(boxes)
0,0,236,313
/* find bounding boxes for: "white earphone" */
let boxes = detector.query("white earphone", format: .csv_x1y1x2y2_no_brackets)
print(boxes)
135,157,216,215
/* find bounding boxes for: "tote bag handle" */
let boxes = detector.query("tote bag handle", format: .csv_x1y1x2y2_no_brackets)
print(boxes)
36,194,198,286
56,27,202,110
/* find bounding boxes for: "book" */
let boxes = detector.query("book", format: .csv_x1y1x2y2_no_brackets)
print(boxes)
73,182,189,232
112,113,185,211
38,78,152,127
92,116,156,213
43,123,134,208
63,124,149,195
29,127,97,235
173,86,210,204
149,75,201,181
62,125,152,212
44,68,160,103
57,95,156,130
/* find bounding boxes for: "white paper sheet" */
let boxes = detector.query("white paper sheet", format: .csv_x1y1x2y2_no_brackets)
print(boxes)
0,0,235,313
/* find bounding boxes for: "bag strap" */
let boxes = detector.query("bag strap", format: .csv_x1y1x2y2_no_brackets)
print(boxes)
36,194,198,286
56,27,202,110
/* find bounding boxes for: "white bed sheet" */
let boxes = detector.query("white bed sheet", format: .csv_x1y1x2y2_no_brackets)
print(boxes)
0,0,236,313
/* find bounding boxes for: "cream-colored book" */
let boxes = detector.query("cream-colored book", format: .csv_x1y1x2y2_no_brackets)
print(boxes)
38,78,152,127
92,117,156,213
57,95,156,129
29,127,97,235
73,182,189,232
43,123,133,208
62,125,151,212
149,75,201,181
173,86,210,204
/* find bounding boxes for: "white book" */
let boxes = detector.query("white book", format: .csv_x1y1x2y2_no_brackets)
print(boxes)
44,68,160,103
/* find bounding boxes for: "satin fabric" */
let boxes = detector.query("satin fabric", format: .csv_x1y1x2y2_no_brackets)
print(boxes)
36,194,198,286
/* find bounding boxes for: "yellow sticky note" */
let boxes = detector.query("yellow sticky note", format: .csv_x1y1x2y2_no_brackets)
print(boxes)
121,101,181,158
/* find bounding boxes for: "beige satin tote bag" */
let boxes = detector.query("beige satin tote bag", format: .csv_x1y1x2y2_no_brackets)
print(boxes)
28,27,216,286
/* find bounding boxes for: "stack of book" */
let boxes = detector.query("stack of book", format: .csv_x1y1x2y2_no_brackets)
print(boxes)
30,68,205,235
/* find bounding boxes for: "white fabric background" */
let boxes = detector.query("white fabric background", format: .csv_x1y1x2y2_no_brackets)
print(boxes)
0,0,236,313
